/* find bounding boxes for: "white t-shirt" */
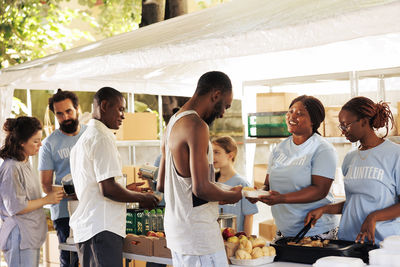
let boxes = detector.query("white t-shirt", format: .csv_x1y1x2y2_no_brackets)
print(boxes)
69,119,125,243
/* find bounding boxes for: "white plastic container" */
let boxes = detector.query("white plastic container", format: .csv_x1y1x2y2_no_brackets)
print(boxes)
380,235,400,251
229,255,275,266
242,189,270,198
313,256,365,267
368,248,400,266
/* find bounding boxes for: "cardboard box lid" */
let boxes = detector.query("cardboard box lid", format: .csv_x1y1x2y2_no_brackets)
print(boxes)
123,234,156,256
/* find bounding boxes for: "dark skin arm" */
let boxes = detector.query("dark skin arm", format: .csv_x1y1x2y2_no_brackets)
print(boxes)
156,134,166,193
356,199,400,244
164,115,242,204
249,174,333,205
99,177,158,209
188,119,242,204
304,201,345,226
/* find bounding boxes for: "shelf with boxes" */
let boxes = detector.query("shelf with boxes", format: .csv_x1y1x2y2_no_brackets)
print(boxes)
241,68,400,189
115,112,161,166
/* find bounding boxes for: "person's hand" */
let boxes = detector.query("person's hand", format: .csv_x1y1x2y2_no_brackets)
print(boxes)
304,207,324,227
356,213,377,244
139,193,159,210
246,197,259,204
45,190,64,204
258,190,284,206
126,182,149,192
219,185,242,205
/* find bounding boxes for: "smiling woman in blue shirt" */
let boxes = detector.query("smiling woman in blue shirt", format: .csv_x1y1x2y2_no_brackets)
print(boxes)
250,95,339,239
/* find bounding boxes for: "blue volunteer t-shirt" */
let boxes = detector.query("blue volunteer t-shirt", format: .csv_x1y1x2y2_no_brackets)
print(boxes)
339,140,400,244
268,133,339,237
38,125,87,221
219,174,259,232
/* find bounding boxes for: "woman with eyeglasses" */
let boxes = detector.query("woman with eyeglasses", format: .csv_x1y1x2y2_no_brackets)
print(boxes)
305,96,400,244
250,95,339,240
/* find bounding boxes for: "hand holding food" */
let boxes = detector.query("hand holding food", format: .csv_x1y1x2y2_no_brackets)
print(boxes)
258,190,284,205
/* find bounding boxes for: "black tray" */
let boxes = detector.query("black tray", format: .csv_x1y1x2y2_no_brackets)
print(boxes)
271,238,378,264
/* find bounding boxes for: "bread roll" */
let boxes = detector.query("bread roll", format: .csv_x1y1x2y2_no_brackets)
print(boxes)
264,246,276,256
251,237,266,248
235,249,252,260
251,247,264,259
239,239,252,253
242,187,255,191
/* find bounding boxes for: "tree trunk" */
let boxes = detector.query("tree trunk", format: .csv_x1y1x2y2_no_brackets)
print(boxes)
140,0,166,27
165,0,187,20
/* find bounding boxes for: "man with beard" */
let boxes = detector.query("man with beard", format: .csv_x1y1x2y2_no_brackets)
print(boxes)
39,89,86,267
157,71,243,267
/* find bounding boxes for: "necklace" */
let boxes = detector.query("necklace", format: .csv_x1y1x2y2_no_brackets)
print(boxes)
357,149,370,160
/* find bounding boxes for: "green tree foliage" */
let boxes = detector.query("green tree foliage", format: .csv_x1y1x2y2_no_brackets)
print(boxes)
78,0,142,38
0,0,94,69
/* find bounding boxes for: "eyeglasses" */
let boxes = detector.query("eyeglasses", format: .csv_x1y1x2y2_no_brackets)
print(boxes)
337,119,360,132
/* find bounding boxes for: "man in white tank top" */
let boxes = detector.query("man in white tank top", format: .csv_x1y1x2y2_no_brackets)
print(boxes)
157,71,243,267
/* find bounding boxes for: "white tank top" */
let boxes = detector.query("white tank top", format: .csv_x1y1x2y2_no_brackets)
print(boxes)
163,110,224,255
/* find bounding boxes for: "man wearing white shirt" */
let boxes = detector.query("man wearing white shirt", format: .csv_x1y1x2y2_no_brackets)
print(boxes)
69,87,159,267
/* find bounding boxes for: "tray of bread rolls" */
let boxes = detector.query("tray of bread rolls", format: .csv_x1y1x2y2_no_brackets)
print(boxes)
271,237,378,264
228,235,276,266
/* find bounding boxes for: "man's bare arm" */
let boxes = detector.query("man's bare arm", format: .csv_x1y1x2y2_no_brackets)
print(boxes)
189,121,242,204
99,178,159,209
156,134,166,193
40,170,54,194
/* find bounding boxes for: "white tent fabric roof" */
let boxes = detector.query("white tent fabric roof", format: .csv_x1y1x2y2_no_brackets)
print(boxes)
1,0,400,98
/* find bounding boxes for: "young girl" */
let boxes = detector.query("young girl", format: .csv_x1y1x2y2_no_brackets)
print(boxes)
212,136,258,235
0,116,63,267
305,96,400,244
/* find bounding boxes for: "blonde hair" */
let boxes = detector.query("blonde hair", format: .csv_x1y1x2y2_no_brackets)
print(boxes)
212,136,238,162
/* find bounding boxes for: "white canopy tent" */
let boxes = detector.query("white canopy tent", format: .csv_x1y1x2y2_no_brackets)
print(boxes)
1,0,400,132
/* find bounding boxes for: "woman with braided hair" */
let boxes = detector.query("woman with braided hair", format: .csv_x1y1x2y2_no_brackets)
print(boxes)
305,96,400,244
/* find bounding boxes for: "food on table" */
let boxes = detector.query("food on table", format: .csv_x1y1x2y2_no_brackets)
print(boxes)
287,237,330,247
222,227,236,240
239,239,253,253
262,246,276,256
242,187,255,191
250,247,264,259
227,236,240,244
235,249,252,260
251,237,266,248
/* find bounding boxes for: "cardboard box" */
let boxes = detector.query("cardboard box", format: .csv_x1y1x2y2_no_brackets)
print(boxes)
123,165,137,186
259,219,277,241
123,234,156,256
324,106,342,137
116,112,158,140
122,165,150,188
253,164,268,189
153,237,172,258
224,241,239,264
256,93,297,112
43,231,60,264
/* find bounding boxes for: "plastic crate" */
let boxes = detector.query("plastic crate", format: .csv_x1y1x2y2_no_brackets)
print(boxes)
248,112,291,137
